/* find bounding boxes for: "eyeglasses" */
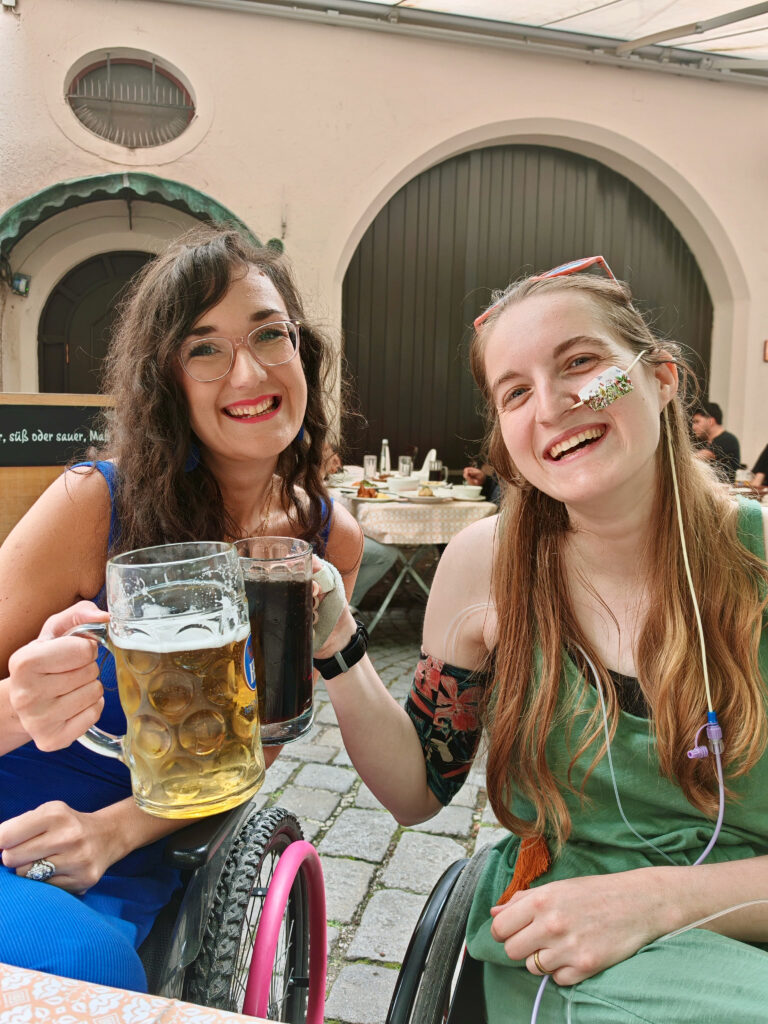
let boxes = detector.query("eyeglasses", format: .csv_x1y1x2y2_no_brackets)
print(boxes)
473,255,616,329
178,320,300,382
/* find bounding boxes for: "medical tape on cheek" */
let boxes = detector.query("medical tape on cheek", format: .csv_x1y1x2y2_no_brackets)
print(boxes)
571,351,644,412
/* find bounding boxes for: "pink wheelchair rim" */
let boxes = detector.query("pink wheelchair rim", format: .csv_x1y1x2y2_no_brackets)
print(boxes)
243,839,327,1024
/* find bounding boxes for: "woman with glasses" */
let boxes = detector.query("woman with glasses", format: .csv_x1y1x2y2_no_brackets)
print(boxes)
0,227,362,990
313,258,768,1021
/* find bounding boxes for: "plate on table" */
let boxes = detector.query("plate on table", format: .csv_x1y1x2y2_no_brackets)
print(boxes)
352,493,398,503
400,490,452,504
350,478,392,490
435,485,484,502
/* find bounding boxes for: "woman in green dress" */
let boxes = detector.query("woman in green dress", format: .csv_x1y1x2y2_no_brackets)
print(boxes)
313,257,768,1021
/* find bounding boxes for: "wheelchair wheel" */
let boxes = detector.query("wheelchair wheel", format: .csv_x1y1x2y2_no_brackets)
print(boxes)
184,807,309,1022
389,845,490,1024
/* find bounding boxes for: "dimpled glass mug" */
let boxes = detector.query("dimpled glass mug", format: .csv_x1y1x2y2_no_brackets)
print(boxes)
69,541,265,818
235,537,314,745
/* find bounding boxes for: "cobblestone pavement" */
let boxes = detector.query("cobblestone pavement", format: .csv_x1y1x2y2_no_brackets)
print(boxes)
253,604,504,1024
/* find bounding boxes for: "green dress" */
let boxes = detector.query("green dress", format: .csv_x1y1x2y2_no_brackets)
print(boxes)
466,499,768,1023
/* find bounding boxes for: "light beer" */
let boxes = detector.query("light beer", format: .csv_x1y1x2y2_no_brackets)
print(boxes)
112,621,265,817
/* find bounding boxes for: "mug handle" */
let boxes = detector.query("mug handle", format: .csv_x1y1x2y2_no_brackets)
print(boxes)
66,622,125,762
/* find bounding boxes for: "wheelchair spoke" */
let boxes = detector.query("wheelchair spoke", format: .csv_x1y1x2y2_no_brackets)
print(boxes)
231,847,280,1004
268,913,296,1016
230,842,304,1019
182,808,310,1024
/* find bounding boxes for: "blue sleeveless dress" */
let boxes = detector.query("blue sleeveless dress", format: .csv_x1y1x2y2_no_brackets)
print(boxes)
0,461,335,990
0,462,179,991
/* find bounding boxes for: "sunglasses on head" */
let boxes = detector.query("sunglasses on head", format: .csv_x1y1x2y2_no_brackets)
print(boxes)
473,255,616,329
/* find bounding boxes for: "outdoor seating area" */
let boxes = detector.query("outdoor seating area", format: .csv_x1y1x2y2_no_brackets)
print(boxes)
329,463,497,632
0,610,503,1024
2,2,768,1023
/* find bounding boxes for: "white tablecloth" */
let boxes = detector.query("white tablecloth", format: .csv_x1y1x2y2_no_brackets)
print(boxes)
335,493,496,546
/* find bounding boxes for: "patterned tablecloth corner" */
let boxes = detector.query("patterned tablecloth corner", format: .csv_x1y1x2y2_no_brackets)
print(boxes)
0,962,266,1024
335,493,496,546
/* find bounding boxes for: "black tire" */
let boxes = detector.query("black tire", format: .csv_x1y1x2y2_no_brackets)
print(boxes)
409,845,491,1024
387,859,468,1024
183,807,309,1022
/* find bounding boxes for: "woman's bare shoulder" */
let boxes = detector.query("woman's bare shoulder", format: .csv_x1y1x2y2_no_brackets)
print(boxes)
0,466,112,667
325,499,364,597
422,513,498,669
438,512,499,578
3,465,111,549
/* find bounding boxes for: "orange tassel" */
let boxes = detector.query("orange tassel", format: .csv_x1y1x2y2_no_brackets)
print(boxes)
497,834,551,905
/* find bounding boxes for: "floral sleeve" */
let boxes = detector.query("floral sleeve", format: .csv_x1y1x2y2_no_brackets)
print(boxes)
405,652,487,806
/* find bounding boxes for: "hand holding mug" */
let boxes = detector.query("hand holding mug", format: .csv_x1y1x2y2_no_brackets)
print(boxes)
8,601,109,752
67,542,265,819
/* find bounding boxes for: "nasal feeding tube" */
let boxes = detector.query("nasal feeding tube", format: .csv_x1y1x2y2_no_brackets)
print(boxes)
528,394,727,1024
570,350,644,411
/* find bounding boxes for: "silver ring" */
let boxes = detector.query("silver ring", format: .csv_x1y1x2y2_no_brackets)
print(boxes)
25,858,56,882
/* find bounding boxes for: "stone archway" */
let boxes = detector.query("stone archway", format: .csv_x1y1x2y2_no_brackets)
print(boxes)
0,176,261,392
342,142,713,469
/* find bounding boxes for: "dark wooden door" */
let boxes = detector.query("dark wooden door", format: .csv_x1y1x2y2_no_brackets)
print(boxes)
342,145,712,470
38,251,153,393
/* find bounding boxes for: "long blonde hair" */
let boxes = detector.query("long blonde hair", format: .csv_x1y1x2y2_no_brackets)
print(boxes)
470,274,768,849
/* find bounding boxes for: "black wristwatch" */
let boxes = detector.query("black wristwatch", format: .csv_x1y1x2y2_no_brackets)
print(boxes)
313,619,369,680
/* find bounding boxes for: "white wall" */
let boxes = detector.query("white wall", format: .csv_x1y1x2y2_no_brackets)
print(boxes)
1,0,765,460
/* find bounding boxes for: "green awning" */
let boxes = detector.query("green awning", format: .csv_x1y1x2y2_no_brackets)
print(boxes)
0,172,260,257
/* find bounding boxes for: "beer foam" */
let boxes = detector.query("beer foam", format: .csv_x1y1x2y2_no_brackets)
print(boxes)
111,618,249,653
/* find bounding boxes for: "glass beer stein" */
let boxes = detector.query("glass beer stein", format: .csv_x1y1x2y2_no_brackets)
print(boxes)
235,537,314,745
69,541,265,818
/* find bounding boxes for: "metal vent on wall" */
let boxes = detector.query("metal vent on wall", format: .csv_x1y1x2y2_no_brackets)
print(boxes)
66,56,194,148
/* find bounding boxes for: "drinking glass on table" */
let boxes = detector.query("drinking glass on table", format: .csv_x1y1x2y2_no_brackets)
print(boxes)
68,541,264,819
236,536,314,745
428,459,448,483
363,454,378,479
398,455,413,477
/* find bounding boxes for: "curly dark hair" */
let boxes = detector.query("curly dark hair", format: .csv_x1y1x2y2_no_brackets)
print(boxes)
91,226,336,554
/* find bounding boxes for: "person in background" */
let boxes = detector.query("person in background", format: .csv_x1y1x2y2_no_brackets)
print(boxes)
463,462,501,505
751,443,768,488
323,443,398,612
691,401,741,483
322,442,343,478
349,539,399,614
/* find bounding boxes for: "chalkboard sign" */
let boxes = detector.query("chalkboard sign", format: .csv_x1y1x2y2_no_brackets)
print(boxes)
0,404,108,467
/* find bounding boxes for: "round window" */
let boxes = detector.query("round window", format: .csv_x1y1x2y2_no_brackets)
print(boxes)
67,55,194,148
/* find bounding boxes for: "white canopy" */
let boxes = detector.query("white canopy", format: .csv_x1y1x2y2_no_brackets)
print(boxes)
363,1,768,61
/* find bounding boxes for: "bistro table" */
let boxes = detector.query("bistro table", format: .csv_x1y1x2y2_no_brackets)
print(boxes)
0,962,269,1024
333,491,496,632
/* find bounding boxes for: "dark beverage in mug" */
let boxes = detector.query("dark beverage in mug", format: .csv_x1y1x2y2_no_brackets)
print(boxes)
428,459,447,482
244,577,313,742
